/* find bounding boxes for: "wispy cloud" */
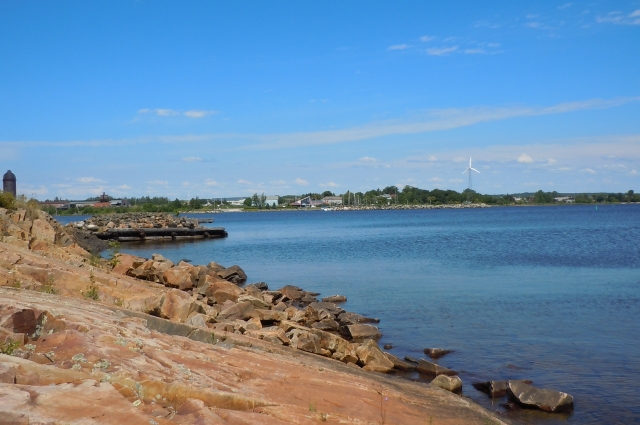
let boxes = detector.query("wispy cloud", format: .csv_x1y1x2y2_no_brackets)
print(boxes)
319,181,339,188
387,44,409,50
237,179,253,185
148,180,169,185
596,10,640,25
359,156,379,163
181,156,203,162
138,108,219,118
581,168,597,174
294,178,309,186
204,179,219,186
426,46,458,56
420,35,435,42
77,177,104,183
558,3,573,9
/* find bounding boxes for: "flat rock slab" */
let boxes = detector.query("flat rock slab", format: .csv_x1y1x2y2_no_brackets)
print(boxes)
431,375,463,393
340,324,382,340
507,381,574,413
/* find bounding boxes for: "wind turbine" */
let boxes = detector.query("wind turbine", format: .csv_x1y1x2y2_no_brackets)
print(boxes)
462,157,480,202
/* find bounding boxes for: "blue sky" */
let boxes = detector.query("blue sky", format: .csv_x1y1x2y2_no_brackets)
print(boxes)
1,1,639,200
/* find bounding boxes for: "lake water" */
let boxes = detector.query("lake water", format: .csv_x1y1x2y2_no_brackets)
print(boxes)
56,205,640,424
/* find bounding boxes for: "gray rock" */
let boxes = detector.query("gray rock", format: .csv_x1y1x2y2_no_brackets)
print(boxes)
472,379,533,398
384,353,416,371
416,359,457,376
217,265,247,284
404,356,420,364
431,375,463,393
339,324,382,341
321,295,347,303
507,381,574,413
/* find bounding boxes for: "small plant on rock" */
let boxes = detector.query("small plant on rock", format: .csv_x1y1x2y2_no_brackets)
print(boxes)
89,254,101,267
41,274,57,294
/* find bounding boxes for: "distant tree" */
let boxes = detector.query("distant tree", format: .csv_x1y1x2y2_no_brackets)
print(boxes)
244,197,252,207
322,191,335,197
251,193,260,207
260,193,267,208
629,190,635,202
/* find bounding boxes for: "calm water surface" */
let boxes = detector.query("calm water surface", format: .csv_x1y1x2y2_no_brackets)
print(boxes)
59,205,640,424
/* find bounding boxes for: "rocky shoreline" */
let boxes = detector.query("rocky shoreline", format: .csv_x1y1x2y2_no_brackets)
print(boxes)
0,207,572,423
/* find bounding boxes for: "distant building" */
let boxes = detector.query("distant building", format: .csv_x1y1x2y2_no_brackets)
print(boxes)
554,196,574,203
290,196,324,207
321,196,343,205
2,170,16,197
265,195,279,207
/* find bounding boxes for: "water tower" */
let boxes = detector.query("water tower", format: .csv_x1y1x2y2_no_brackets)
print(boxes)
2,170,16,197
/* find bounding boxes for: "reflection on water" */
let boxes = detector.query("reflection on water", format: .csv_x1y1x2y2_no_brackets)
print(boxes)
60,205,640,424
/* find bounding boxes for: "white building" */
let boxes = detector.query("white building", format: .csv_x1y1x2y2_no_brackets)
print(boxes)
321,196,343,205
265,195,279,207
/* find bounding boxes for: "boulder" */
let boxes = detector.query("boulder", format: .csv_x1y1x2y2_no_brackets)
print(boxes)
185,313,209,329
337,312,379,325
256,309,287,323
203,279,242,304
507,381,574,413
288,329,324,355
279,285,304,301
339,324,382,341
424,348,453,359
216,265,247,284
206,261,225,272
308,301,344,317
416,359,457,376
246,327,290,346
217,301,258,321
472,379,533,398
29,219,57,243
162,266,196,290
111,254,145,275
431,375,463,393
355,339,394,373
159,289,195,322
237,295,270,310
311,318,340,331
384,353,416,371
404,356,420,364
321,295,347,303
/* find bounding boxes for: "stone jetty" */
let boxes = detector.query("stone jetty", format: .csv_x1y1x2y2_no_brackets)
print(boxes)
68,212,227,242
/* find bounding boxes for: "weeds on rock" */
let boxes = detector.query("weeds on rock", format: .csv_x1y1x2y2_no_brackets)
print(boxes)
107,240,121,268
1,338,20,355
41,274,57,294
89,254,101,267
309,399,316,412
318,412,328,422
11,278,21,289
84,285,99,301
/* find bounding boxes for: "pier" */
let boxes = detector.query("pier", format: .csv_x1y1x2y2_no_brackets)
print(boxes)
94,227,228,242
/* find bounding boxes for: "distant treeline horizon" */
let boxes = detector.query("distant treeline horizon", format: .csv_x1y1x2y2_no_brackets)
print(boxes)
29,185,637,216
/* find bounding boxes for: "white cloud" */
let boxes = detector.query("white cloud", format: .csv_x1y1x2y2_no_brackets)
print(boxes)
155,109,179,117
558,3,572,9
77,177,104,183
182,181,191,187
426,46,458,56
294,178,309,186
270,180,287,185
630,170,639,175
237,179,253,185
319,182,339,188
449,179,464,183
631,10,640,18
465,49,487,54
420,35,435,42
359,156,378,163
148,180,168,185
428,177,442,182
117,184,131,190
581,168,597,174
181,156,203,162
517,154,535,163
204,179,219,186
453,157,467,163
184,110,218,118
388,44,409,51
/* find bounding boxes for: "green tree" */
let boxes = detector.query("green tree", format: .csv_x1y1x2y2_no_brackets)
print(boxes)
243,197,252,207
629,190,635,202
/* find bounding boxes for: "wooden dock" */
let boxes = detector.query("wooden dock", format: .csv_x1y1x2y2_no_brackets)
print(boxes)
94,227,228,242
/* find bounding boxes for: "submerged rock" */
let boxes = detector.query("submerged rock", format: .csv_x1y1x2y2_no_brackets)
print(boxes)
423,348,453,359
